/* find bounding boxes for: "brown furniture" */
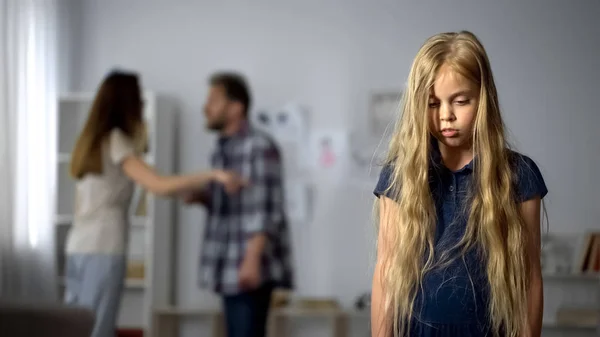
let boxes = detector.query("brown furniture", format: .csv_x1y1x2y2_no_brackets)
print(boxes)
152,306,225,337
0,300,94,337
267,308,369,337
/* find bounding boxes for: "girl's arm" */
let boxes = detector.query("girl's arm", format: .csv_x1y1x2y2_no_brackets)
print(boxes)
121,155,243,197
372,196,396,337
521,196,544,337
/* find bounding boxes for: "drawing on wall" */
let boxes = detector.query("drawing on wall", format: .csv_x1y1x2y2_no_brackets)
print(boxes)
252,103,309,144
273,103,309,144
368,91,401,139
252,103,311,174
309,129,350,182
318,136,337,168
252,109,272,133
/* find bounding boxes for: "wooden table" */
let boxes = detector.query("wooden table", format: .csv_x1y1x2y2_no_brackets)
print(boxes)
151,307,224,337
268,308,369,337
152,306,369,337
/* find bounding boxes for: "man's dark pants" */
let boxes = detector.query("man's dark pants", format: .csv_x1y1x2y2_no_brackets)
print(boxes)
222,283,273,337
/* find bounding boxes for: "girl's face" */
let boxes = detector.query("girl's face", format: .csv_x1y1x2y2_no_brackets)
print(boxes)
428,64,479,151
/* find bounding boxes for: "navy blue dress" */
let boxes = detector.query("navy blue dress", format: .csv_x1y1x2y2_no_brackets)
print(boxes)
373,143,548,337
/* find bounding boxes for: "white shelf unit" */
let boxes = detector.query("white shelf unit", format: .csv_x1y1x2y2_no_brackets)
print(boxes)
539,232,600,337
541,273,599,337
54,91,177,335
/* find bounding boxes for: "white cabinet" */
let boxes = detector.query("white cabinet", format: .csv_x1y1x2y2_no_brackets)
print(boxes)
54,92,177,335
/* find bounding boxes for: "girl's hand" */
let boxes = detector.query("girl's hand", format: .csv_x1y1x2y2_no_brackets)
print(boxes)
213,170,248,194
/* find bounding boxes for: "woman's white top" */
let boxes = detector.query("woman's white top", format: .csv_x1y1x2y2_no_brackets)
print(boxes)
65,129,137,255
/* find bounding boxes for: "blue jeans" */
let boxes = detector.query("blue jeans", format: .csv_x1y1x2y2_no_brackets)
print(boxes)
63,254,126,337
222,283,273,337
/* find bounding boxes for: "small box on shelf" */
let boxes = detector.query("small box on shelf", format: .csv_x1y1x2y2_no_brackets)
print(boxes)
126,260,145,280
575,232,600,274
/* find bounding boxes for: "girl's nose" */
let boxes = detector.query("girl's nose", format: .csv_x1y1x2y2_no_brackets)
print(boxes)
439,103,456,121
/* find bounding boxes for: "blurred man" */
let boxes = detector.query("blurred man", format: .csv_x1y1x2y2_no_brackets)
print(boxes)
184,72,293,337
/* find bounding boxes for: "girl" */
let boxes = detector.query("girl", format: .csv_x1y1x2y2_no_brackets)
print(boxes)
64,71,245,337
371,31,548,337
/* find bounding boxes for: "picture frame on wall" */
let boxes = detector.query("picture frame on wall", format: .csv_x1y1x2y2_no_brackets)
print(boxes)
368,91,402,139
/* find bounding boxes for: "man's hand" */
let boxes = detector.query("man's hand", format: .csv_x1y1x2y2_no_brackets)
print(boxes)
213,169,248,195
238,254,261,291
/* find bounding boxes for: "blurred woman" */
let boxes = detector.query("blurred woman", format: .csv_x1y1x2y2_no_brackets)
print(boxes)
64,70,245,337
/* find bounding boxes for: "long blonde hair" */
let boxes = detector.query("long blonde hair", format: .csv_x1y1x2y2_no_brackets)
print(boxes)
70,71,145,179
377,31,530,337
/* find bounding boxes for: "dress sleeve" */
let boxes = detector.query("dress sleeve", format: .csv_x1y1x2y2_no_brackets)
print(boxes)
109,129,136,165
373,164,397,199
514,154,548,203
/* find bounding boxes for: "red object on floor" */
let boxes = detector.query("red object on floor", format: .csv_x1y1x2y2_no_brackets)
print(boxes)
116,328,143,337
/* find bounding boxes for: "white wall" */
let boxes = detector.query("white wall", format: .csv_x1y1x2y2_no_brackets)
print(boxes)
57,0,82,92
64,0,599,335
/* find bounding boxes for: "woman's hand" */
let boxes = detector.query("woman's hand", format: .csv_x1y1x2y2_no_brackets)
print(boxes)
213,170,248,194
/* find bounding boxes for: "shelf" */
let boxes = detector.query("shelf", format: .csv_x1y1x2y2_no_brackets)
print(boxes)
124,278,146,289
54,214,149,228
543,272,600,281
542,322,597,330
130,216,148,227
59,277,145,290
54,91,176,332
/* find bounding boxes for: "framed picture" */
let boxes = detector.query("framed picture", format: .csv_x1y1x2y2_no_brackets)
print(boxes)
368,91,402,138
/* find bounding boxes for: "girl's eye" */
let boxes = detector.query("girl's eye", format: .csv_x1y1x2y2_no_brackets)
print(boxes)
428,102,440,108
455,99,470,106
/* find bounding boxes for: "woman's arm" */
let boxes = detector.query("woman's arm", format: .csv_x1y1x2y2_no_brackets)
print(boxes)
372,196,396,337
121,155,241,197
181,188,212,207
521,196,544,337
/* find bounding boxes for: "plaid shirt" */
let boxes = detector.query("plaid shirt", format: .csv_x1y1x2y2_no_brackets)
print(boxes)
199,124,294,295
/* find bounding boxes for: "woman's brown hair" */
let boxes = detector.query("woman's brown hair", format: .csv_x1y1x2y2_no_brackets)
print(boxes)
70,71,144,179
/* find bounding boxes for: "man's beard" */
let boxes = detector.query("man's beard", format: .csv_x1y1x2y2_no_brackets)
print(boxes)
206,118,226,131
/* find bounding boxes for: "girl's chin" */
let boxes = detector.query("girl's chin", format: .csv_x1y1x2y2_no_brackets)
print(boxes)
435,136,471,149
